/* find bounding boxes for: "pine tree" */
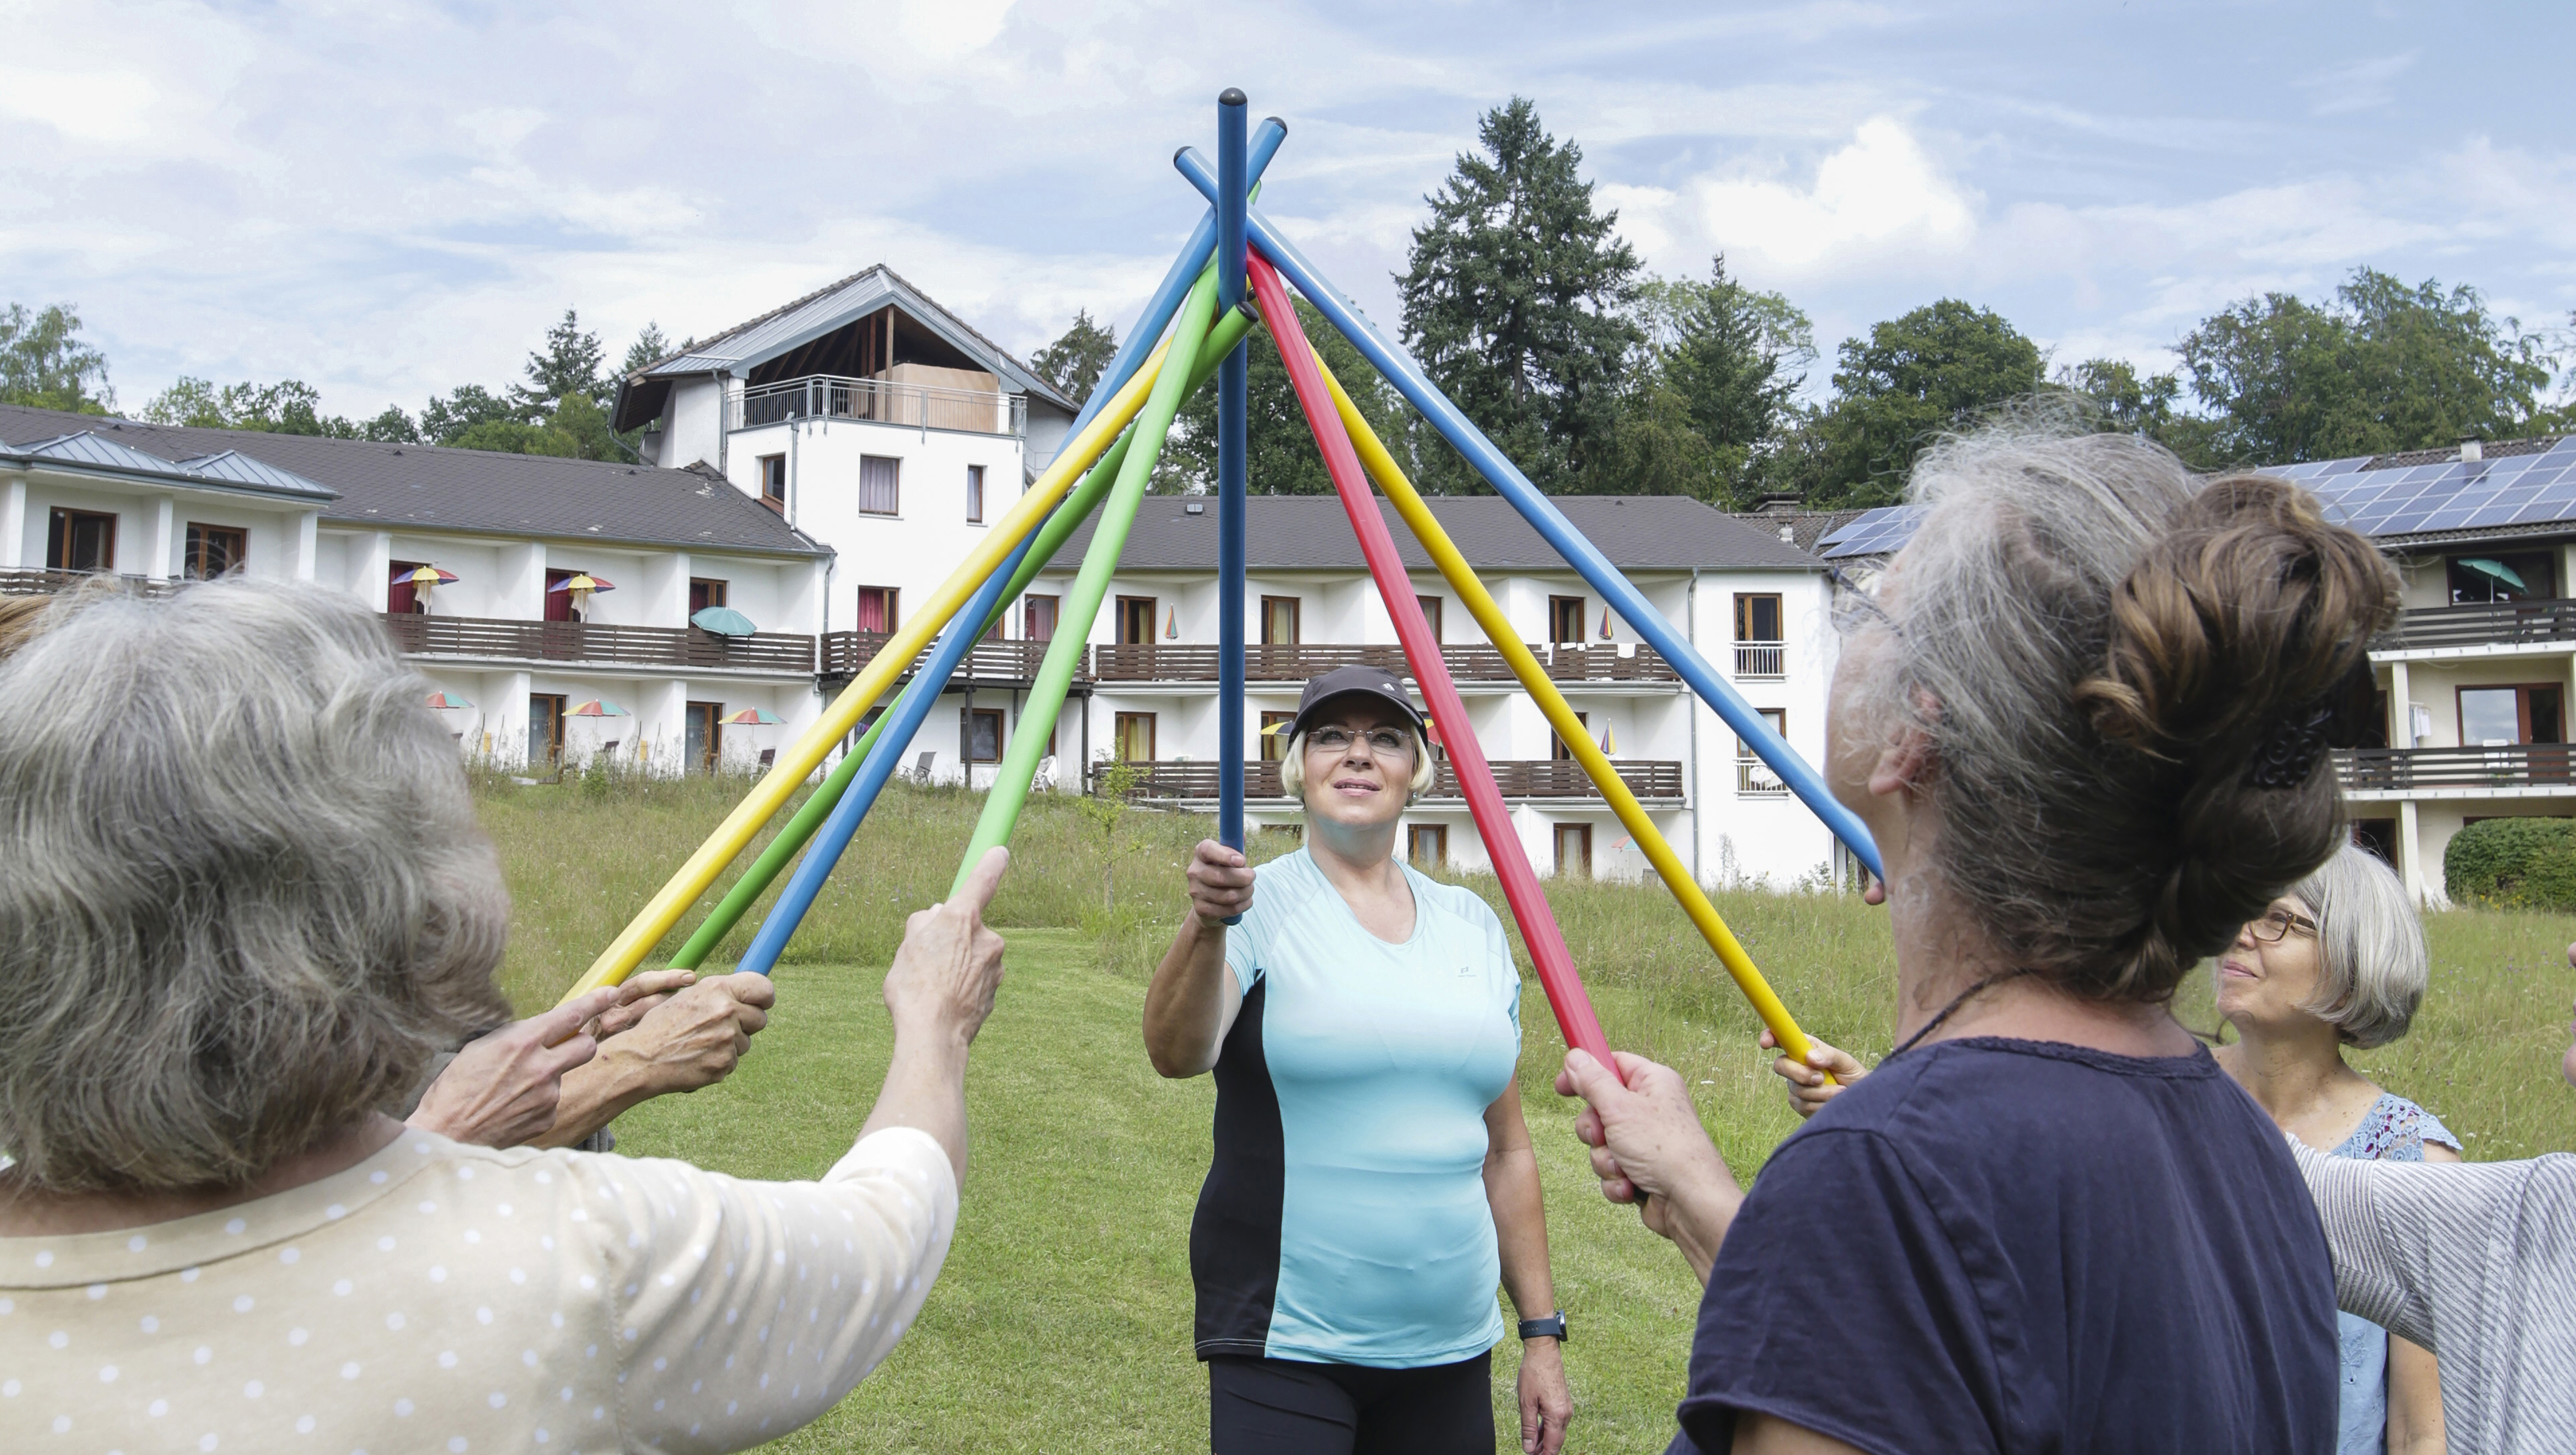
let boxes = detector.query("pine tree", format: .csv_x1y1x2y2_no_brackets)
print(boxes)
515,308,606,414
1581,257,1813,503
622,323,672,380
1396,97,1642,492
1030,309,1117,405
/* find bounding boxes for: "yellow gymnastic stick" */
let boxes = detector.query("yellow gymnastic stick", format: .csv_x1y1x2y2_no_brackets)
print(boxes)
1312,352,1828,1076
558,336,1178,1001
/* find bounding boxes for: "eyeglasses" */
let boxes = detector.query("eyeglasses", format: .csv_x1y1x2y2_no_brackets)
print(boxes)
2247,908,2318,943
1307,726,1414,758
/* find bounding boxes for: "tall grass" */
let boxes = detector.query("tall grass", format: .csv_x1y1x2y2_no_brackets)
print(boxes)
478,775,2576,1166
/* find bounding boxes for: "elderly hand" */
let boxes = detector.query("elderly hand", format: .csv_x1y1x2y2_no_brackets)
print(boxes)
409,986,623,1147
1517,1335,1572,1455
1556,1048,1745,1284
1185,839,1255,928
1759,1030,1865,1119
586,968,700,1043
535,973,779,1148
882,846,1011,1050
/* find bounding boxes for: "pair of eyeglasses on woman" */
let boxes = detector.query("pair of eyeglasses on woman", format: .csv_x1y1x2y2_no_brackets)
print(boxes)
1306,726,1414,757
2247,907,2319,943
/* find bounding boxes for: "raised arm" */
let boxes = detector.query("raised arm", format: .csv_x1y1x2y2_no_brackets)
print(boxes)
1142,839,1252,1077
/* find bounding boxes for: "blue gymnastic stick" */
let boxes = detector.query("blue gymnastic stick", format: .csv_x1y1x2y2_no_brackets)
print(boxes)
1216,90,1251,883
734,527,1041,976
1172,145,1884,880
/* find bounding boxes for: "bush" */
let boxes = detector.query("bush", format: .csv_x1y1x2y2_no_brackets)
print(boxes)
2444,817,2576,911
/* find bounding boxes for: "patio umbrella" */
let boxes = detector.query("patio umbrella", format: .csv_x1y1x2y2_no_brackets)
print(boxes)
549,572,616,595
2463,558,2528,592
567,699,629,718
691,606,758,636
1599,722,1618,754
393,565,459,587
424,690,475,711
720,707,784,726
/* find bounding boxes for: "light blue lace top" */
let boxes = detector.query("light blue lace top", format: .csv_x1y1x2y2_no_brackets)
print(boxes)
2332,1093,2460,1455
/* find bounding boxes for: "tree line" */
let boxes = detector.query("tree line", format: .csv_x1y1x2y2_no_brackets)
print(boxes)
0,304,675,464
1028,96,2575,509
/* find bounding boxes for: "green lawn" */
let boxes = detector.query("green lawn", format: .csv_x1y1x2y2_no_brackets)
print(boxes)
483,777,2576,1451
612,930,1712,1454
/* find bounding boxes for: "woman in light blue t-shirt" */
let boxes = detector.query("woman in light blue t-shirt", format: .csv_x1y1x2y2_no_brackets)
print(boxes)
1144,665,1571,1455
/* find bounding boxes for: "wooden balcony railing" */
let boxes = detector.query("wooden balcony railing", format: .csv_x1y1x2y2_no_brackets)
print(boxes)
379,613,816,673
819,630,1066,684
2375,599,2576,652
1086,640,1680,684
1089,757,1685,802
0,567,179,598
2334,744,2576,792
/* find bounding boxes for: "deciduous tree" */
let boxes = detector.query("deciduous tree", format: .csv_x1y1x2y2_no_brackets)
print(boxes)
0,303,114,414
1031,309,1118,406
1811,299,2045,507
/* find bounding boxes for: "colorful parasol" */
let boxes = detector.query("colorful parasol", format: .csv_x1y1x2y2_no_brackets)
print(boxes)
567,699,629,718
549,573,616,595
424,690,475,710
720,707,784,726
691,606,758,636
1599,722,1618,754
393,565,460,587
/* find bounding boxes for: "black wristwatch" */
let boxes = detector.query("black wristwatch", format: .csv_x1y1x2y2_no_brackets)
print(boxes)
1518,1311,1567,1342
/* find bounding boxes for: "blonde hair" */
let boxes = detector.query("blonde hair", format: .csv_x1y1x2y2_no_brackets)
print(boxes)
1279,726,1437,801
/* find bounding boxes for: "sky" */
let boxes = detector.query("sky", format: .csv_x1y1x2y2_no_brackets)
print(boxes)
5,0,2572,422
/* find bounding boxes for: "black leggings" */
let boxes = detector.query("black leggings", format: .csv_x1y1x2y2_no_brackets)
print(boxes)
1208,1350,1493,1455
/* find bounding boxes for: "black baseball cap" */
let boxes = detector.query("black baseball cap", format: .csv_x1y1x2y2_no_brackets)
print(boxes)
1288,664,1429,739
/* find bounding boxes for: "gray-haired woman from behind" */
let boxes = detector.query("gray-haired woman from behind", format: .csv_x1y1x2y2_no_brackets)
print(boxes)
0,578,1010,1452
1558,429,2400,1454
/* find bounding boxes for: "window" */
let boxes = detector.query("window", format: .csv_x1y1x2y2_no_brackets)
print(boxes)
965,707,1004,763
1548,595,1585,646
2448,552,2559,605
966,464,985,524
1415,595,1443,642
1261,710,1296,763
2351,818,2398,867
45,508,115,572
1553,823,1592,879
184,523,246,580
1738,708,1790,796
1551,710,1590,762
758,454,787,511
1409,824,1449,869
528,694,566,768
1115,712,1157,762
685,702,724,775
1261,595,1301,645
1115,596,1157,646
859,455,900,516
389,558,431,614
689,578,729,615
1023,593,1059,641
855,586,899,634
1735,593,1783,642
2458,685,2566,746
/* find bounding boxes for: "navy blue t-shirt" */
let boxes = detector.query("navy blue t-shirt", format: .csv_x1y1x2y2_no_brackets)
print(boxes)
1671,1037,2337,1455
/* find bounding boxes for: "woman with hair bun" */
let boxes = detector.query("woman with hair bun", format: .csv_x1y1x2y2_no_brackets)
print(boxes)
1558,429,2398,1455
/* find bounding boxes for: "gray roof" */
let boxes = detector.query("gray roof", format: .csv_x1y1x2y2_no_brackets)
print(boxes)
1054,494,1824,573
637,264,1076,411
176,449,336,497
0,404,827,559
3,427,334,501
1731,507,1873,555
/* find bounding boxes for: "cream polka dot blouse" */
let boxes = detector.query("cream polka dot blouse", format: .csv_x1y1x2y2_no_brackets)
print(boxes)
0,1125,957,1453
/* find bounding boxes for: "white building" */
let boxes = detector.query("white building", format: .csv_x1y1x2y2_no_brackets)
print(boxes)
1,402,832,774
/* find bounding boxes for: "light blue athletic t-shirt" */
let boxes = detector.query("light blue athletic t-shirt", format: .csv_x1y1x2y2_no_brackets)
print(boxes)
1195,848,1521,1368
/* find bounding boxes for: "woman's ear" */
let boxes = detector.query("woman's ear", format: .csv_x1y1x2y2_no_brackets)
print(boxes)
1867,723,1936,800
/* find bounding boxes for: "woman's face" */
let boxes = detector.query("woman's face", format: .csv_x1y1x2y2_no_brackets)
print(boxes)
1300,697,1416,834
2216,897,2328,1034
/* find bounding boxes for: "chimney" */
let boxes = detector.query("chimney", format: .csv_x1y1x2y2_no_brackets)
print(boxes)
2460,438,2484,463
1756,491,1804,516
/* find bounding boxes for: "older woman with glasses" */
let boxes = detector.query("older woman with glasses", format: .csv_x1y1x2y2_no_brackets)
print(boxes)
1145,665,1571,1455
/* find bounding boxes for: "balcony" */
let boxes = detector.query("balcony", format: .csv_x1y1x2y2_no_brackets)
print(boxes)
2374,599,2576,654
1089,757,1685,803
820,630,1068,688
380,613,817,674
2334,744,2576,794
1,567,179,598
736,374,1026,438
1086,640,1679,685
1732,642,1785,679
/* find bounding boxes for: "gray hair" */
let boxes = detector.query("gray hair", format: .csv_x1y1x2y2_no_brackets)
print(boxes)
0,578,511,1192
1849,421,2398,1003
1278,728,1438,801
2288,842,2428,1049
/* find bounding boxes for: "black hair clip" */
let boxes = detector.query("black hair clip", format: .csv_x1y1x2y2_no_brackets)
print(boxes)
2244,658,2376,789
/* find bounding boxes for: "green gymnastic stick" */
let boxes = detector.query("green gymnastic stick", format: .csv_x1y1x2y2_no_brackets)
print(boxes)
668,296,1257,967
949,268,1222,894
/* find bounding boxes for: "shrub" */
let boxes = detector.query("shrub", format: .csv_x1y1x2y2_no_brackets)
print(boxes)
2444,817,2576,911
